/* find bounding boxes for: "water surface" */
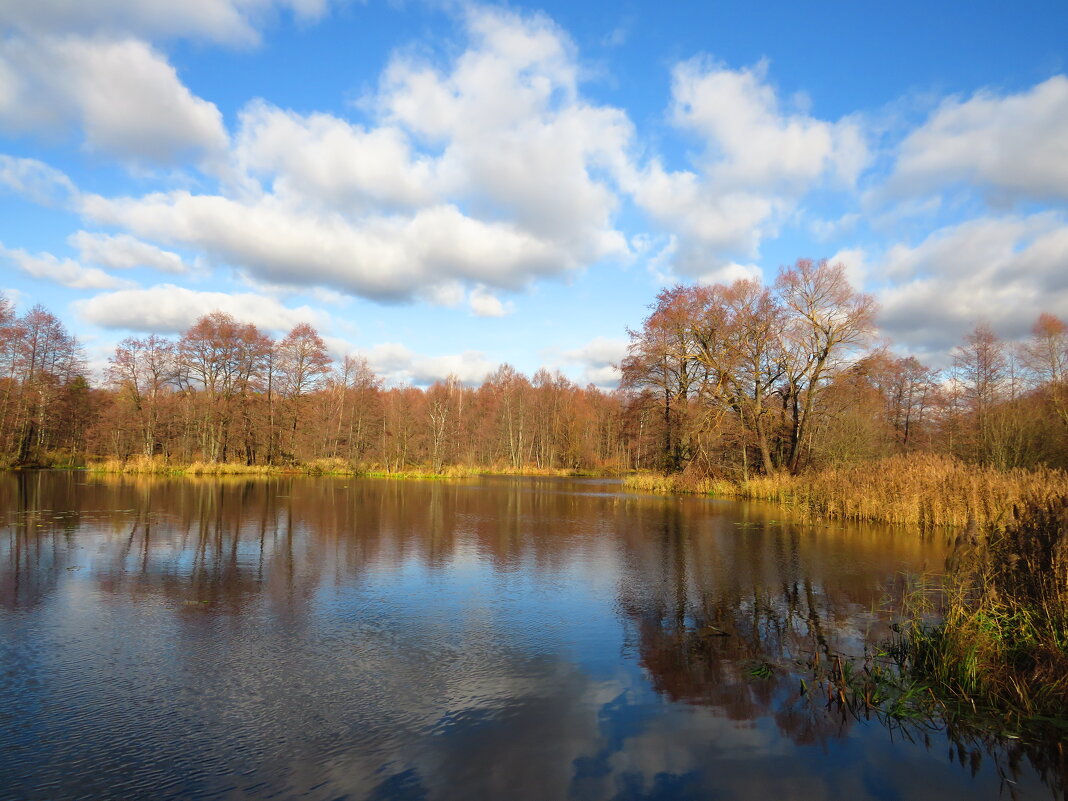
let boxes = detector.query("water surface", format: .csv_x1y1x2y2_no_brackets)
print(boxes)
0,472,1061,799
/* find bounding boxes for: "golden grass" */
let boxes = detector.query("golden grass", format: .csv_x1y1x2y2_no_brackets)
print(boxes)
624,471,736,497
84,456,358,476
82,457,609,480
624,454,1068,528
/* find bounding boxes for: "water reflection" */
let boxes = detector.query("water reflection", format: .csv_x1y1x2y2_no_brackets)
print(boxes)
0,471,1061,799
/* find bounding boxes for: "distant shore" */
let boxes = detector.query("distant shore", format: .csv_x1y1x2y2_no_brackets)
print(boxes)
74,456,613,481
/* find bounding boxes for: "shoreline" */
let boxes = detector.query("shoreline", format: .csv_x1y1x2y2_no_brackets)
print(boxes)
69,458,617,481
623,453,1068,529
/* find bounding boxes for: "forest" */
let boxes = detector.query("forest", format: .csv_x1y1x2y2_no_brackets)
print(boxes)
1,258,1066,477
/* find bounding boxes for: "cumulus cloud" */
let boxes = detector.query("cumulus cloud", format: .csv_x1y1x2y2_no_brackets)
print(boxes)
0,0,331,47
876,213,1068,359
888,75,1068,203
696,261,764,286
376,6,632,259
359,342,497,386
75,284,327,333
69,231,188,274
669,58,867,190
64,7,639,303
0,155,79,206
468,286,512,317
560,335,627,388
0,286,25,308
827,248,867,290
80,192,570,299
0,0,331,165
233,101,437,213
0,35,228,163
0,242,135,290
624,57,867,278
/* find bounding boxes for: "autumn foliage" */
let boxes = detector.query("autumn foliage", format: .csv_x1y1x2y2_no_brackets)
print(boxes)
621,259,1068,478
1,258,1067,480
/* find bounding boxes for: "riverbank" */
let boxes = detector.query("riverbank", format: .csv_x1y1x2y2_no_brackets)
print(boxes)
82,456,611,480
624,453,1068,528
823,498,1068,742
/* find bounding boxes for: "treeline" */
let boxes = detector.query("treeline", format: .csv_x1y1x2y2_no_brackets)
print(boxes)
622,259,1068,475
1,258,1066,475
0,299,629,471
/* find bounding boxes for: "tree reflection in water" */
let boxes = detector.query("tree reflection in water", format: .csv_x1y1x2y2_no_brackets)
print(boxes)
617,504,1068,797
1,471,1064,799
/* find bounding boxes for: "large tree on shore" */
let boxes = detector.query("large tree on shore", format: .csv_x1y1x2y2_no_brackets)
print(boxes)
274,323,332,460
621,260,875,475
107,335,176,458
776,259,877,473
621,286,707,471
177,312,271,463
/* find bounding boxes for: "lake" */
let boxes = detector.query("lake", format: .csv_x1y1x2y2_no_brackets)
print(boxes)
0,472,1061,799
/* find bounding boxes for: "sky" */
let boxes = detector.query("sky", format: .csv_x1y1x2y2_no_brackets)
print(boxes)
0,0,1066,388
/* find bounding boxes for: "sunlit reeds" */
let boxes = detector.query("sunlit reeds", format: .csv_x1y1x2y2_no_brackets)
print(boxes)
84,457,610,480
84,456,352,476
624,454,1068,528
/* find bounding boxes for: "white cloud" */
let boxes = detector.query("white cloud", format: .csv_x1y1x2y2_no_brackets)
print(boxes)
420,281,466,308
627,163,775,267
889,75,1068,203
56,7,635,304
75,284,328,333
234,101,437,212
468,286,512,317
827,248,866,290
0,155,79,206
876,214,1068,357
359,342,497,386
563,335,627,365
0,286,26,308
0,36,228,163
669,58,867,191
80,192,571,299
560,335,627,387
696,261,764,286
0,243,135,290
69,231,188,274
0,0,331,47
583,364,622,387
624,57,867,278
377,6,632,260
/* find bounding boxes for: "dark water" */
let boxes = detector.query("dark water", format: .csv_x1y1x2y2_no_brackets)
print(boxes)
0,472,1061,800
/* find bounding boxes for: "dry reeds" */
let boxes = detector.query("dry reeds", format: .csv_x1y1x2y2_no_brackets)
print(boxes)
898,498,1068,723
80,456,619,480
623,471,736,497
85,456,356,476
625,454,1068,528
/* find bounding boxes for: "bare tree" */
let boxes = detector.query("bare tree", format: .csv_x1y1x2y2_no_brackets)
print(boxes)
108,335,176,457
776,259,876,473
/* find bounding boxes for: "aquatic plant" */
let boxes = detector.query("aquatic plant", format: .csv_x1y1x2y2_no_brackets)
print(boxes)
895,498,1068,724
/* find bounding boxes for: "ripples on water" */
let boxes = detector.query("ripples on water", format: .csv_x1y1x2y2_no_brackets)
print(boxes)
0,472,1061,799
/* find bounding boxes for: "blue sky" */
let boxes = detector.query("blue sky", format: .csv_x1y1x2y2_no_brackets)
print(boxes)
1,0,1066,386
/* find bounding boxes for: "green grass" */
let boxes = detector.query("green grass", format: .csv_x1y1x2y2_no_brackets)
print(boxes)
892,499,1068,725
